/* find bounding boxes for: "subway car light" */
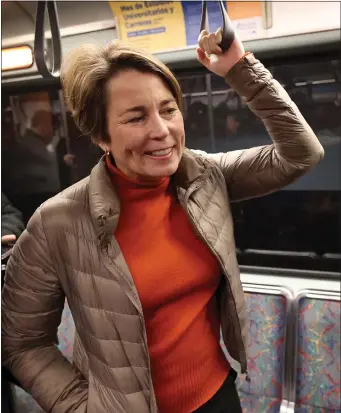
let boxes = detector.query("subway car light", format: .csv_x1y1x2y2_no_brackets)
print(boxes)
1,45,33,71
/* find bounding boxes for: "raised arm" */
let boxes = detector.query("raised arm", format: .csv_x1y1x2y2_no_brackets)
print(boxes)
196,31,324,202
1,209,88,413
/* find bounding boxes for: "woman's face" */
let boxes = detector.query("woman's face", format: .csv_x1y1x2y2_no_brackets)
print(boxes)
103,69,185,182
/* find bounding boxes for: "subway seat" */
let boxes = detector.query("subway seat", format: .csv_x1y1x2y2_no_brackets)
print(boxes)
222,291,288,412
295,296,340,413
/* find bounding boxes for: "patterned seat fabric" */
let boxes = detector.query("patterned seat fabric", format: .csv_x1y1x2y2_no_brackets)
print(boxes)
57,301,76,362
222,292,287,412
295,404,341,413
12,301,75,413
240,393,282,413
295,297,341,412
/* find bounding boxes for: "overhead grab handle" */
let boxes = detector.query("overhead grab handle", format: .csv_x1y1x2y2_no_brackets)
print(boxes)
200,0,235,52
34,1,62,78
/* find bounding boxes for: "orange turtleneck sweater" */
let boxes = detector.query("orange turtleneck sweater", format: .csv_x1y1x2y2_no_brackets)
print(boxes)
106,156,230,413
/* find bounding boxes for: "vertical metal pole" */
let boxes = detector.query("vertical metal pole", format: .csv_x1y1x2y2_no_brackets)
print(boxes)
205,73,216,152
58,90,71,153
9,96,20,138
262,1,273,30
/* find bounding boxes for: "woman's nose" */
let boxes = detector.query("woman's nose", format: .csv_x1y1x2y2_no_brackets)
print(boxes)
148,114,169,140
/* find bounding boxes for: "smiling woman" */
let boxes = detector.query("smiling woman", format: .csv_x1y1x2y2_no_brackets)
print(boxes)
61,42,185,182
61,42,183,140
2,34,324,413
102,70,184,182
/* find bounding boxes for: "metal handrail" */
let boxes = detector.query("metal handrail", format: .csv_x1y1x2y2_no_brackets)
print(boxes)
34,1,62,78
200,0,235,52
243,249,317,258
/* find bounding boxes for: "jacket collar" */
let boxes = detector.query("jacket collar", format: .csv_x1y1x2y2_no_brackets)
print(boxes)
89,148,206,247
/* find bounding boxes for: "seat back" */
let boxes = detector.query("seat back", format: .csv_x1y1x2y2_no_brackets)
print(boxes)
294,291,341,412
221,285,293,412
12,301,75,413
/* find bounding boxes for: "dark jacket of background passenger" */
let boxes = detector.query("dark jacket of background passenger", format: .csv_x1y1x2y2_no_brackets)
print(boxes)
1,192,25,239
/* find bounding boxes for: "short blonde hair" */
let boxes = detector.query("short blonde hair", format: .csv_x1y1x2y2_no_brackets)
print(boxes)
61,40,183,142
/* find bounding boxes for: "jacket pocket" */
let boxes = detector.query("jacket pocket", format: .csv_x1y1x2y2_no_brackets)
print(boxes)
87,370,127,413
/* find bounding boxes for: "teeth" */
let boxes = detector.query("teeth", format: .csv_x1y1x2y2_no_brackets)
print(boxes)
149,148,172,156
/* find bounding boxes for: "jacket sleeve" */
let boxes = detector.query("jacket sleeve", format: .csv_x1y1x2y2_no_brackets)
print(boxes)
1,208,88,413
200,53,324,202
1,192,25,238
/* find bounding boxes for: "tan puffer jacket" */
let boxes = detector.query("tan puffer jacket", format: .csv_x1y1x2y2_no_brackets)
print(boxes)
2,54,324,413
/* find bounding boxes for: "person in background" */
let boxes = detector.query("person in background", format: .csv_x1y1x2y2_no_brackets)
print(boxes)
2,110,61,223
1,192,24,256
1,192,24,413
2,27,324,413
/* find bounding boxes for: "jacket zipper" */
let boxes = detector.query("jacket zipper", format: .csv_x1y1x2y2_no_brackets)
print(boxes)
139,306,158,412
131,291,157,412
126,293,158,412
183,178,249,378
104,244,158,413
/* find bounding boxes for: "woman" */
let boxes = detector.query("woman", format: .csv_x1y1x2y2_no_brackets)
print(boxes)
2,29,324,413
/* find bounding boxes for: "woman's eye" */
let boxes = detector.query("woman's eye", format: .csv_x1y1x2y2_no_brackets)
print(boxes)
163,108,177,115
128,116,144,123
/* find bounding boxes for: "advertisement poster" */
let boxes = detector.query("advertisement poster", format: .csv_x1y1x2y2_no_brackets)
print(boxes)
109,1,263,53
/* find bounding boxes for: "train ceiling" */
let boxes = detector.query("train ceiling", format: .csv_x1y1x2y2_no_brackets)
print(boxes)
2,1,115,46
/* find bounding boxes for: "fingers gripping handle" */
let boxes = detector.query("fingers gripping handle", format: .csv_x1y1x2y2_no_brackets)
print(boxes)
200,0,235,52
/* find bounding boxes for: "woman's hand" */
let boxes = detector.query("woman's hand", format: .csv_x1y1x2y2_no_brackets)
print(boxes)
197,28,245,77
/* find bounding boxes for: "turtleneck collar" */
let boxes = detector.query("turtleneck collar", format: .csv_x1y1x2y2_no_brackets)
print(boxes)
105,154,170,200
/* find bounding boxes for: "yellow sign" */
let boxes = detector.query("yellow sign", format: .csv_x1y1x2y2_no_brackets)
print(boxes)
110,1,186,52
109,1,263,53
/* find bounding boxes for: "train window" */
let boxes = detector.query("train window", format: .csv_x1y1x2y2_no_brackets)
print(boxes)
178,74,206,95
178,74,213,152
65,111,102,183
212,86,268,153
209,58,341,271
1,91,72,224
2,56,338,272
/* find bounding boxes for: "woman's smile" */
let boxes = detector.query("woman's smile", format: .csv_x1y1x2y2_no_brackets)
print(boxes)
144,146,173,159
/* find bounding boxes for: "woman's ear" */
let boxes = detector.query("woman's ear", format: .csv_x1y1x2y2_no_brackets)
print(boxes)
97,141,110,153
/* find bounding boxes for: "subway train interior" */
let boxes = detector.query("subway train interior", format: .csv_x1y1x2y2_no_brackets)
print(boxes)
1,1,340,413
